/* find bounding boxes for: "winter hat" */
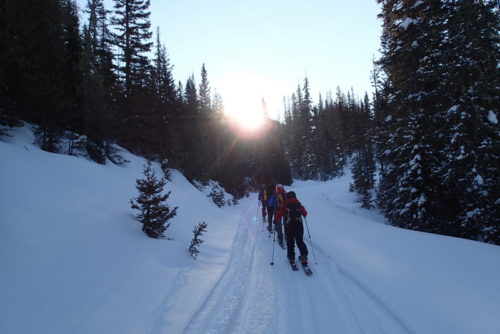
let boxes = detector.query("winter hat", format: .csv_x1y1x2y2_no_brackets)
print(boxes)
286,191,296,199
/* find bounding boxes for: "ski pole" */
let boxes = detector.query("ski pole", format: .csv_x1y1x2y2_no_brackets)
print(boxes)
304,217,318,264
270,224,276,266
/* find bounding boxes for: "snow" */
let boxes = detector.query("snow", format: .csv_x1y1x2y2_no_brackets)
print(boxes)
487,110,498,124
398,18,419,30
410,154,421,170
474,174,484,186
448,105,459,113
411,1,424,9
1,124,500,334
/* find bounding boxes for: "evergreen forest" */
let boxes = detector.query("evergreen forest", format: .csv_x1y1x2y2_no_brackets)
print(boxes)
0,0,498,244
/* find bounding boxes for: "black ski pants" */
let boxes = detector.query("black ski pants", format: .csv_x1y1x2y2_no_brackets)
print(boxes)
285,221,308,261
273,214,284,244
267,205,274,229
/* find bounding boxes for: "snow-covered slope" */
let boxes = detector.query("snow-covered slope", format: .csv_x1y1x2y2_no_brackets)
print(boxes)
1,124,499,334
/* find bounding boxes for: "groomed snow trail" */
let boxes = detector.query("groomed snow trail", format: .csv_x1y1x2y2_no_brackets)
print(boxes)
183,200,412,334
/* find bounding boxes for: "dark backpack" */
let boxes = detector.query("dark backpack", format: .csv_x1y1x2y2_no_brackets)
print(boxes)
287,202,302,224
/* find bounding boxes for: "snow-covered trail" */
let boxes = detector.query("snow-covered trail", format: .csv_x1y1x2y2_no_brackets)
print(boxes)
2,126,499,334
182,198,411,334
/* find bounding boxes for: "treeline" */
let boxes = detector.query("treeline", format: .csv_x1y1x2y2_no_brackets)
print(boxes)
280,0,499,245
282,79,373,181
0,0,291,198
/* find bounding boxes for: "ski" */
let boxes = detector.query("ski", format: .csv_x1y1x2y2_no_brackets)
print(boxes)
300,262,313,276
289,260,299,271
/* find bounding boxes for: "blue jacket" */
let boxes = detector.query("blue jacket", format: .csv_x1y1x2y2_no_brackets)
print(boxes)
268,193,277,209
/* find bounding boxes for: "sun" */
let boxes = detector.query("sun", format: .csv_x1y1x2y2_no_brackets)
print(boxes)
214,71,291,138
217,75,267,131
224,95,266,131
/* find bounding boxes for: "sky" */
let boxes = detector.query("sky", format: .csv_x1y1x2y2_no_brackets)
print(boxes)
78,0,382,120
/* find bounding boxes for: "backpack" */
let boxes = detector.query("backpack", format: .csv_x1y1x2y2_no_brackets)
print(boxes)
287,202,302,225
275,185,286,210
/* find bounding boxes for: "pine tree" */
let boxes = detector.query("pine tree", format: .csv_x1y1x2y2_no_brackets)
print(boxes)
438,0,500,243
189,222,208,260
81,0,117,163
375,0,444,230
111,0,154,152
178,75,199,179
112,0,152,96
351,146,376,209
351,93,376,209
60,0,84,139
196,64,214,180
130,161,177,238
284,90,302,179
147,27,179,159
0,0,20,130
300,77,317,179
375,0,499,244
199,64,211,116
285,81,312,180
1,0,85,152
152,28,176,105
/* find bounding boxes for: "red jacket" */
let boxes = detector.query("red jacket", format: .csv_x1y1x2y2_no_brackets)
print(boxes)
275,198,307,222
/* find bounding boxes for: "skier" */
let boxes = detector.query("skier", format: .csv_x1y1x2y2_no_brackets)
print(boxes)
257,184,268,220
275,191,308,265
268,184,286,248
265,183,275,232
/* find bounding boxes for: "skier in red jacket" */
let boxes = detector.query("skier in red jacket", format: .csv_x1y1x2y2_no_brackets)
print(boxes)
274,191,308,265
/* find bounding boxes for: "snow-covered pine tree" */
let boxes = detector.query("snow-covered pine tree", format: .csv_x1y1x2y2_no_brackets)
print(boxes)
130,161,177,238
300,77,317,179
351,146,376,209
437,0,500,243
375,0,447,231
351,94,376,209
323,93,348,178
375,0,499,244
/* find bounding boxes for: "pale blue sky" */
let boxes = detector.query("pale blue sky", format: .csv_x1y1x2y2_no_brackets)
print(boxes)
79,0,382,119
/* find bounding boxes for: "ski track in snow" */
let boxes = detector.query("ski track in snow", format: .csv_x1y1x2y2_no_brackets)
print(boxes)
181,201,413,334
183,203,279,334
312,244,414,334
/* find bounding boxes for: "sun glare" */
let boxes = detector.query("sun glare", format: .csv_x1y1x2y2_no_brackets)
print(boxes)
225,96,265,131
215,71,292,138
218,79,266,131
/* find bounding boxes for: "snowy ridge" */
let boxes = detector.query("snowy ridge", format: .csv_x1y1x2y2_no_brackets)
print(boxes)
1,125,500,334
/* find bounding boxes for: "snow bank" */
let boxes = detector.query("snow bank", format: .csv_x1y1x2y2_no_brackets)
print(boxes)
0,124,240,334
291,175,500,334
